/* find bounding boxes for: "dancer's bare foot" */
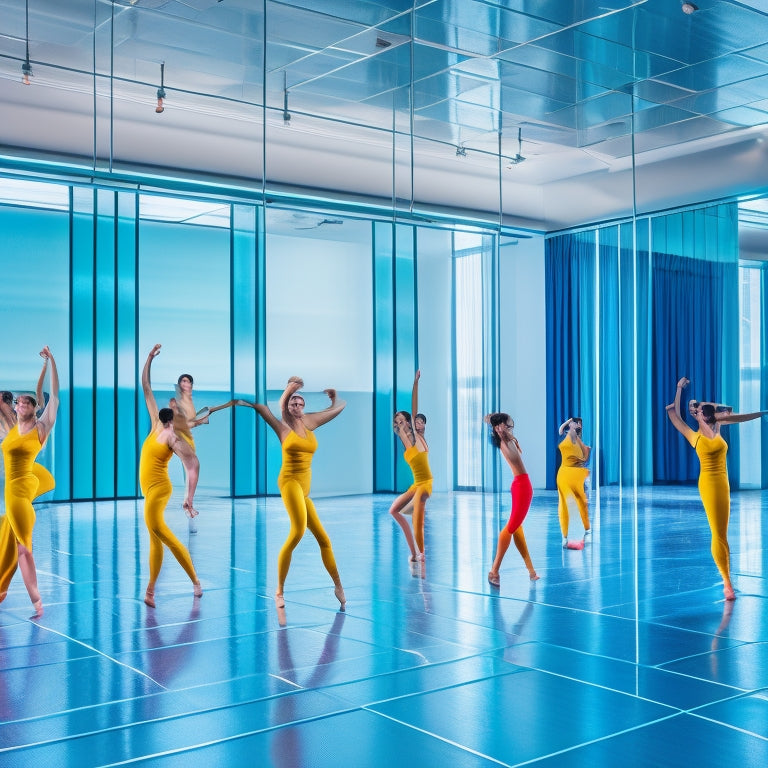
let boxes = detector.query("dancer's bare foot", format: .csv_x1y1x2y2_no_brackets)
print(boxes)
144,587,156,608
488,571,500,587
183,502,199,519
274,591,285,609
724,585,736,601
31,598,43,618
529,571,540,581
334,584,346,611
193,581,203,598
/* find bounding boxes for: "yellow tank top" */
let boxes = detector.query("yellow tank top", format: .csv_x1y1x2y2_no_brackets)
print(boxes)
1,425,43,481
558,438,586,468
404,444,432,484
695,433,727,476
139,430,173,493
278,429,317,485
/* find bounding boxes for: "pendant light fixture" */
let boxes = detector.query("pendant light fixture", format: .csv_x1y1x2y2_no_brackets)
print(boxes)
22,0,32,84
155,62,166,113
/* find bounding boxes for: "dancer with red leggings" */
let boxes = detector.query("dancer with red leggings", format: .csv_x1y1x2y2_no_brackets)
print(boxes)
486,412,539,586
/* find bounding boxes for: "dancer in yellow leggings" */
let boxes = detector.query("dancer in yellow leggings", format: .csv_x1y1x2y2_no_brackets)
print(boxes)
389,370,432,564
0,347,59,617
556,417,591,548
140,344,202,608
666,376,765,600
241,376,346,610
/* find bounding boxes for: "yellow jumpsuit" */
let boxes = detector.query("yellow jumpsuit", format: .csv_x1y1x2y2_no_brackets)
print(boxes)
0,427,54,597
404,444,432,553
556,437,590,538
276,429,340,589
139,430,197,584
689,432,731,584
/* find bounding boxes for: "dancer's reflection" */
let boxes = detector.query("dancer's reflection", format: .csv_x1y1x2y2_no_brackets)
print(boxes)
485,413,539,587
556,417,591,548
140,345,202,608
170,372,241,533
240,377,346,610
270,612,346,768
708,598,735,680
389,371,433,564
143,601,201,688
0,363,55,603
490,591,536,664
666,377,765,600
0,347,59,617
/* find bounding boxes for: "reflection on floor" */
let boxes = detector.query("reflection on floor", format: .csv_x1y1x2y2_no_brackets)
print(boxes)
1,485,767,767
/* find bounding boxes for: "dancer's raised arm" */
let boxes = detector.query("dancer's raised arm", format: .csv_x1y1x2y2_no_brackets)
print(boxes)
665,377,696,444
142,344,162,423
36,347,59,444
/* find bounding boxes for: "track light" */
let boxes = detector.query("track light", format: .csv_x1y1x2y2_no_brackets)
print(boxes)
155,62,166,113
282,72,291,124
22,0,32,84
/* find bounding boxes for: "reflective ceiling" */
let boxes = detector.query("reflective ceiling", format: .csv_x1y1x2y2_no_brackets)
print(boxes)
2,0,768,234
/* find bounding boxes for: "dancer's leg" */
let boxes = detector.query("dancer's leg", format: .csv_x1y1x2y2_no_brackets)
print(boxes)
277,480,309,602
305,497,345,608
389,490,418,559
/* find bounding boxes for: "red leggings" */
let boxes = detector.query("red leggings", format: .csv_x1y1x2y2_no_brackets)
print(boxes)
506,473,533,534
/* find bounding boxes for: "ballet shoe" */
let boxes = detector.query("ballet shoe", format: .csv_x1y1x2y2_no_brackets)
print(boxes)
275,592,285,609
193,581,203,598
416,552,425,562
566,540,585,550
584,528,592,537
184,503,199,519
488,571,500,587
334,585,346,611
144,587,156,608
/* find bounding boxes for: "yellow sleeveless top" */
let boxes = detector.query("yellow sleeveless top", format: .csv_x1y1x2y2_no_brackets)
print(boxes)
139,430,173,494
558,438,586,468
404,444,432,485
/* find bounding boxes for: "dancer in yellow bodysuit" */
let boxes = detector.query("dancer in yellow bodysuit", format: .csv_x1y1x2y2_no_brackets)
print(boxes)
666,376,766,600
140,345,202,607
241,377,346,610
556,417,591,548
389,370,433,564
0,347,59,617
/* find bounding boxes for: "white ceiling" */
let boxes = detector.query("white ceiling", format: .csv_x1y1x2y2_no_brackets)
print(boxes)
1,0,768,248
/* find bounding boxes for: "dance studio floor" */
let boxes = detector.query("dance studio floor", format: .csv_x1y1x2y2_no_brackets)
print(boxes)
1,484,767,767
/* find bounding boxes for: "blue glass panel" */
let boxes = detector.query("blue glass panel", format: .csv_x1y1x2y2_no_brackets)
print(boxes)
137,204,231,493
71,187,96,499
374,221,395,492
116,192,139,497
0,197,70,500
95,190,116,498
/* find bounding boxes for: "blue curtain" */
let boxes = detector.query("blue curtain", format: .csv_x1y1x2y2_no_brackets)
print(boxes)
545,231,596,489
547,202,738,488
650,204,739,483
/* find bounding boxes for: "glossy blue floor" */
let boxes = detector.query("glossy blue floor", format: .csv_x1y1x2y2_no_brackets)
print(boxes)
1,485,767,767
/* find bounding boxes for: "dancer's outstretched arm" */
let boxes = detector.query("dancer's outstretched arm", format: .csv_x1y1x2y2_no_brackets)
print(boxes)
142,344,162,423
304,388,346,430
